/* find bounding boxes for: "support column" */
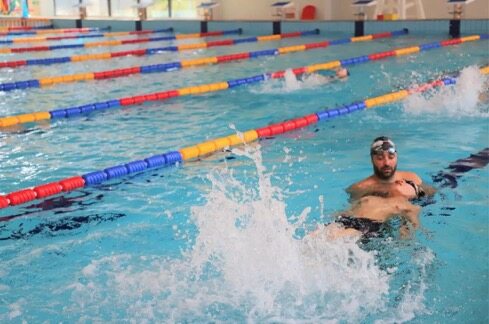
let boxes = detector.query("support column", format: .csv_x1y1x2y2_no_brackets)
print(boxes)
449,4,462,38
200,20,208,33
449,19,461,38
354,20,364,37
273,20,281,35
135,20,142,31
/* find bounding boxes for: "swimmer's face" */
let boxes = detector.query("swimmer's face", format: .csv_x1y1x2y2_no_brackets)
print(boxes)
335,68,348,79
371,151,398,180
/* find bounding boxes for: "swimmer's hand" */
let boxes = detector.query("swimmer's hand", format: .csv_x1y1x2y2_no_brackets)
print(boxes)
400,224,413,239
398,202,420,239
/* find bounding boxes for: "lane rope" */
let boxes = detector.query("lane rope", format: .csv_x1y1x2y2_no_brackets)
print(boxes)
0,27,107,37
0,29,318,69
0,34,486,129
1,65,486,211
0,28,243,54
0,29,408,92
0,27,174,44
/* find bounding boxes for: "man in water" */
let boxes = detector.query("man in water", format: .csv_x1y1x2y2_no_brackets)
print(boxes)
318,136,435,240
334,67,350,80
312,67,350,84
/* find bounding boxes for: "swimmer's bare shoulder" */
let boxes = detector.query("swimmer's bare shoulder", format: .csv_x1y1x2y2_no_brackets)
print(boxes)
397,170,437,196
396,170,422,184
346,176,376,200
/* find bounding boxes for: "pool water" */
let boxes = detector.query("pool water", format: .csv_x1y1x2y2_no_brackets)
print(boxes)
0,29,488,322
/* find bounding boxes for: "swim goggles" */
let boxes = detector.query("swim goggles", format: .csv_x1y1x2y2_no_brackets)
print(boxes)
370,138,396,155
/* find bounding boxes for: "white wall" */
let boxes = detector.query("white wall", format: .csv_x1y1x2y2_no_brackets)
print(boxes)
217,0,489,20
424,0,489,19
39,0,55,16
216,0,330,20
329,0,488,20
35,0,489,20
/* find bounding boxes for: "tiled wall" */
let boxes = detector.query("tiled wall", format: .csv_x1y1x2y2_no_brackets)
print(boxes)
461,19,489,34
365,19,488,35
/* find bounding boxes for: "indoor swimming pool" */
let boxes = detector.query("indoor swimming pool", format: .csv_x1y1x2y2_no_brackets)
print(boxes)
0,25,488,322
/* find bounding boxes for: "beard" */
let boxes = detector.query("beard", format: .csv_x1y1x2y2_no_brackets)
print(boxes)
373,163,397,180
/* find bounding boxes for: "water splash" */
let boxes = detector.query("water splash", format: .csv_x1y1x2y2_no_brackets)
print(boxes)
62,145,437,322
403,65,489,117
375,247,435,323
253,69,339,94
60,145,386,321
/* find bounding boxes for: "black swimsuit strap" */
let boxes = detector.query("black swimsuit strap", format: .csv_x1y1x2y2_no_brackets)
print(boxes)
404,179,425,198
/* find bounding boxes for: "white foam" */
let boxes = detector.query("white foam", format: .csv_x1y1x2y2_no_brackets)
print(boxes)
252,69,340,94
403,65,489,117
8,299,24,320
375,248,435,323
64,145,397,322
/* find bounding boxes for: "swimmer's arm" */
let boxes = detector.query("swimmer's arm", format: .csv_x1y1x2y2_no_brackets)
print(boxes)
413,174,437,197
419,183,437,197
404,172,437,197
346,182,368,201
402,204,420,229
399,203,421,239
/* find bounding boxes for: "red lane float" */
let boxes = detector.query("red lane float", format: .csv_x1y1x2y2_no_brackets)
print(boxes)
304,41,329,49
34,182,63,199
59,176,86,191
7,189,37,206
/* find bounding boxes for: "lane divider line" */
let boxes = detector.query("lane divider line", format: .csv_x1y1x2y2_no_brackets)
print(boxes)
0,28,243,54
0,65,486,211
0,34,485,129
0,26,104,37
0,27,174,44
0,29,408,92
0,28,317,69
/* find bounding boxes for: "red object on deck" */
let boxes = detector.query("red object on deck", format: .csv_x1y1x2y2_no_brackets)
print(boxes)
301,5,316,20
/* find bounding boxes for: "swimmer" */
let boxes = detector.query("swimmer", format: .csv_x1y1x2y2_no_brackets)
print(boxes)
347,136,435,201
315,136,435,240
310,67,350,84
334,67,350,80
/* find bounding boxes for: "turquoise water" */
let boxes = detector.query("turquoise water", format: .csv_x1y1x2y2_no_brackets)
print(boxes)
0,29,488,322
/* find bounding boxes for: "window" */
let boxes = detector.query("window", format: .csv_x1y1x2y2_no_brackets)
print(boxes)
171,0,197,18
147,0,169,18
